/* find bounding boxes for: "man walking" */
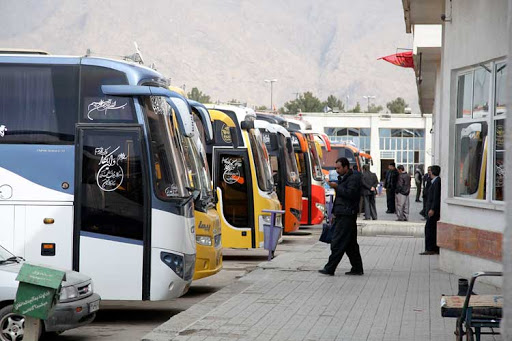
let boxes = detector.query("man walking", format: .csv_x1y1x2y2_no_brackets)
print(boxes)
319,157,364,276
395,165,411,221
384,163,399,213
420,165,441,255
361,165,378,220
414,166,423,202
419,166,432,218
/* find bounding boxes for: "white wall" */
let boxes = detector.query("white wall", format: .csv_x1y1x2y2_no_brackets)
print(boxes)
437,0,508,234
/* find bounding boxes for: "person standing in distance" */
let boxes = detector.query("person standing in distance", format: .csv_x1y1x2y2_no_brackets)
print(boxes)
414,166,423,202
420,165,441,255
361,164,378,220
395,165,411,221
319,157,364,276
420,166,432,218
384,163,399,213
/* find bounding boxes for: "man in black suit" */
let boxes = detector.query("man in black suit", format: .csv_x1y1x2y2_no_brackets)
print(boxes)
419,166,432,218
420,165,441,255
319,157,364,276
361,165,378,220
384,163,399,213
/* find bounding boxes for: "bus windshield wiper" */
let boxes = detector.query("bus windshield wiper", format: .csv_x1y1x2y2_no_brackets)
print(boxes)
0,256,23,265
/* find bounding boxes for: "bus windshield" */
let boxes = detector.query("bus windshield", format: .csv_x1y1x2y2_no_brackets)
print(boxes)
308,140,324,181
248,128,274,192
280,134,300,184
143,96,189,199
182,135,213,200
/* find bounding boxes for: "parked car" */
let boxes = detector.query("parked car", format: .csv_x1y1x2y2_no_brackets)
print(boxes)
0,245,100,340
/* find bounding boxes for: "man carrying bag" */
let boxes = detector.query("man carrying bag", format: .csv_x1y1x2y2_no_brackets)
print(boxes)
319,157,364,276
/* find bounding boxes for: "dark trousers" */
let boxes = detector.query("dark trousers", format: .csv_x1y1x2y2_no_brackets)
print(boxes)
415,181,422,201
364,194,377,220
420,194,428,216
324,214,363,274
386,188,396,212
425,217,439,252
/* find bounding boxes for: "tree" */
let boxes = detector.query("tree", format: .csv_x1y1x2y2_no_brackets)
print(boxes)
281,92,324,114
323,95,345,112
187,87,211,103
255,105,268,111
348,102,362,113
367,104,383,113
386,97,408,113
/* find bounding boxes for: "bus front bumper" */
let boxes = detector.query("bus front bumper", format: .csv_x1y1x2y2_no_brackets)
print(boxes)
193,244,223,280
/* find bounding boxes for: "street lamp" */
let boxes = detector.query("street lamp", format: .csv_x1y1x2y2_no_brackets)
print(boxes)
363,95,376,113
264,79,278,111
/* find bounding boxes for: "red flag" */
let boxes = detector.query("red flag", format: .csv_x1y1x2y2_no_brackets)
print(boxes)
378,51,414,68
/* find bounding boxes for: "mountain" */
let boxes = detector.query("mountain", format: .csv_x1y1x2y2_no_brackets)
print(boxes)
0,0,418,112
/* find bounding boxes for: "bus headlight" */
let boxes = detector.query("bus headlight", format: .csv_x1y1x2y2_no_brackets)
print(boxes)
315,203,325,214
196,235,212,246
160,252,195,281
260,214,282,227
160,252,184,279
260,215,271,224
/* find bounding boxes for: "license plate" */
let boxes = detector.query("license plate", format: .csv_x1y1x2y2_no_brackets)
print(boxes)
89,300,100,313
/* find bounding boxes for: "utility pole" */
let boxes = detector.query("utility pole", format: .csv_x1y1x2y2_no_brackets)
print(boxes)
363,95,376,112
292,92,300,100
264,79,278,111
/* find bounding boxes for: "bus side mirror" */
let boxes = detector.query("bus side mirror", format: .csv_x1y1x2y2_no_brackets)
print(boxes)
230,127,239,148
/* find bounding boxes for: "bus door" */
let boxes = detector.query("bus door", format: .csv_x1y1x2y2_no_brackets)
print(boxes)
291,132,311,225
75,126,149,300
306,134,326,225
213,148,255,248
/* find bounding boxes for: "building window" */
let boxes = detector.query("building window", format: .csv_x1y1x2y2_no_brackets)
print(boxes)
379,128,425,174
324,127,371,153
454,62,506,201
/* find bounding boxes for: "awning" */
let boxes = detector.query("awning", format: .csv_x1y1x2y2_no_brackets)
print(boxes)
378,51,414,68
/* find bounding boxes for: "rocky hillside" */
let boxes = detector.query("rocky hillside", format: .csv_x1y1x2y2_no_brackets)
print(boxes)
0,0,418,111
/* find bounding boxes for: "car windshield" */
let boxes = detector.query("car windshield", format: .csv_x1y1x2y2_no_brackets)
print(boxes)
248,128,274,192
0,246,14,261
143,96,189,199
308,140,324,181
280,135,300,184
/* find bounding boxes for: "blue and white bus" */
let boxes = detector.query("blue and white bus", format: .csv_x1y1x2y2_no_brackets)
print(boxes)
0,54,196,301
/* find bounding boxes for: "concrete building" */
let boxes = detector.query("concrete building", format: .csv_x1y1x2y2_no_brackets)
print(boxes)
400,0,507,285
296,112,432,181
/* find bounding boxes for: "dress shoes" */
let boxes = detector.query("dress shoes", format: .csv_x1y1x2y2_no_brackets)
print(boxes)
345,271,364,276
318,269,334,276
419,251,437,255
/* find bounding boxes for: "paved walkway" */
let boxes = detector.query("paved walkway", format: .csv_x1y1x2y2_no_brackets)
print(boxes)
143,234,501,341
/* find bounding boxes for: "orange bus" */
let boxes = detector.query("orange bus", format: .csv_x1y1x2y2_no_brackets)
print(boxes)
322,142,363,172
290,131,326,225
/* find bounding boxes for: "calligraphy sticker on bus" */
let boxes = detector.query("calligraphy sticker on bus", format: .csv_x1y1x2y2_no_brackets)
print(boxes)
95,146,127,192
222,157,244,185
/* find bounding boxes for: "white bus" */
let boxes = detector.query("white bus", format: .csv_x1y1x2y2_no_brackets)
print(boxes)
0,54,197,301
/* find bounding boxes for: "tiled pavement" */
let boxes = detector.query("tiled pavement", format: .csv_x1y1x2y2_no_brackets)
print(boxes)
144,236,501,341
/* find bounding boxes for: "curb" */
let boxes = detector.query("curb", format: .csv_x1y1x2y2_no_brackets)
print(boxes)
357,220,424,237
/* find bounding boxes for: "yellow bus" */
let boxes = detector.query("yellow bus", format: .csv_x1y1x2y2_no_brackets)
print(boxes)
169,87,222,280
205,104,282,249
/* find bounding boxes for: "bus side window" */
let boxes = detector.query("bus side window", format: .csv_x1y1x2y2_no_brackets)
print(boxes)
0,64,78,144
